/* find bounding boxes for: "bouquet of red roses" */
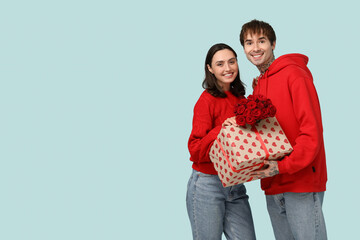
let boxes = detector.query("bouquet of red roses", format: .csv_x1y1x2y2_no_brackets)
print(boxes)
234,94,276,126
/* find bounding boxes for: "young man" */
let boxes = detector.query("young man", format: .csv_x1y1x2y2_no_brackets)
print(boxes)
239,19,328,240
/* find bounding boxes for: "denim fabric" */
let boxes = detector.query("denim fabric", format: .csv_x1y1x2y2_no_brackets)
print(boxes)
186,170,256,240
266,192,327,240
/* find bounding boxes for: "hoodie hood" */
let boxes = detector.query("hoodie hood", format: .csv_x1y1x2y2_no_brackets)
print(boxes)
254,53,311,96
267,53,310,77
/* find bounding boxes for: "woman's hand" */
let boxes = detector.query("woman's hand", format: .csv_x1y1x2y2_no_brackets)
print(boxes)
222,116,238,127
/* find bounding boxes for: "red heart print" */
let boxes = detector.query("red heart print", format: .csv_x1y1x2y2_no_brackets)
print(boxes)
284,139,289,143
231,150,234,156
215,144,218,148
248,148,253,153
264,139,269,144
281,145,285,150
226,177,230,182
225,169,228,173
229,172,233,176
247,133,252,138
239,130,244,135
220,166,223,170
235,136,240,141
231,142,236,147
274,122,279,126
269,148,273,153
262,125,267,129
259,130,264,134
226,142,229,146
227,133,231,138
267,133,272,138
240,145,244,150
276,136,280,141
244,139,248,144
236,152,241,156
219,157,222,161
244,155,249,160
279,130,284,135
252,142,256,147
256,151,261,156
272,142,277,147
271,127,275,132
266,119,271,123
222,133,225,137
230,127,235,132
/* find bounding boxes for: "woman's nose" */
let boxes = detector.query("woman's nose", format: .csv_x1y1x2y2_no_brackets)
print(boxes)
224,63,231,70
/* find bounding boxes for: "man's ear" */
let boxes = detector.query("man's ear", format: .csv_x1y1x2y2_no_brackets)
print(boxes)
272,41,276,51
207,64,213,74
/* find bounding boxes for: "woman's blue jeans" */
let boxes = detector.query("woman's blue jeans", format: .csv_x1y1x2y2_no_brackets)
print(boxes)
186,170,256,240
266,192,327,240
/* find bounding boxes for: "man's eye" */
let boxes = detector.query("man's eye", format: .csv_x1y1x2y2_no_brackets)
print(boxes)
246,42,252,45
229,60,236,64
217,63,223,67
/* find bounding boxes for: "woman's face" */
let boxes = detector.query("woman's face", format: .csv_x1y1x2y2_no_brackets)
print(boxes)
207,49,238,91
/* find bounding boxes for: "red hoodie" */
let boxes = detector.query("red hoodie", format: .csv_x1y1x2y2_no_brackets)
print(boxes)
253,53,327,195
188,90,244,175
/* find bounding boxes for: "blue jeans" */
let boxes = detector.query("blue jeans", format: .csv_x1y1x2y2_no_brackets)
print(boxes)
266,192,327,240
186,170,256,240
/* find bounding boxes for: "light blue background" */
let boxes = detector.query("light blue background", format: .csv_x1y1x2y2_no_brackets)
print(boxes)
1,0,358,239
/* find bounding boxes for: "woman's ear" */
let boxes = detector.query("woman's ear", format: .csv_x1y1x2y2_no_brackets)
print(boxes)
207,64,213,74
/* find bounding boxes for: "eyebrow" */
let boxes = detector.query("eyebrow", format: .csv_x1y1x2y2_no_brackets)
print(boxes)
215,57,236,64
245,36,267,42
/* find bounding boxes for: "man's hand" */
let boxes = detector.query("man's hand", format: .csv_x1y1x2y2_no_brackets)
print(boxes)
250,160,279,178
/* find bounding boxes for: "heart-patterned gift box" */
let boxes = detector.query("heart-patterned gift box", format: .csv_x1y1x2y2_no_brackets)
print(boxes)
209,117,293,187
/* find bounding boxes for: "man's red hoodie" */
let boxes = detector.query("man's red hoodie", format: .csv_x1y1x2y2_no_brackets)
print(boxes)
253,53,327,195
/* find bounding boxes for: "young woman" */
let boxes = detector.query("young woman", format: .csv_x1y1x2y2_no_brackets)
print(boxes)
186,43,256,240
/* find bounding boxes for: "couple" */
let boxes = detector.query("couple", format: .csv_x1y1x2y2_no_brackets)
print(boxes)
186,19,327,240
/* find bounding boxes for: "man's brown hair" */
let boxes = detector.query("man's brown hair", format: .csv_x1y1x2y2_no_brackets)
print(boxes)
240,19,276,47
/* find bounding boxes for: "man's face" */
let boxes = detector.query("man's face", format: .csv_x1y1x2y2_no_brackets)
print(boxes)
243,32,275,67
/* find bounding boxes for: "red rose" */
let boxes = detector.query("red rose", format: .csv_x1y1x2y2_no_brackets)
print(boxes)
247,100,257,109
261,108,270,118
236,115,246,126
246,115,256,125
257,102,265,109
269,105,277,117
244,109,252,116
239,99,248,105
247,95,254,100
235,104,246,115
251,108,262,118
257,95,267,101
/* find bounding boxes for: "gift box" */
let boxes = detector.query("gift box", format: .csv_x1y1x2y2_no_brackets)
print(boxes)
209,117,293,187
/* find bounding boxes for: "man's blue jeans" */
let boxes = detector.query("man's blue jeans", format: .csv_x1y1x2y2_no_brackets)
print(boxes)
186,170,256,240
266,192,327,240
